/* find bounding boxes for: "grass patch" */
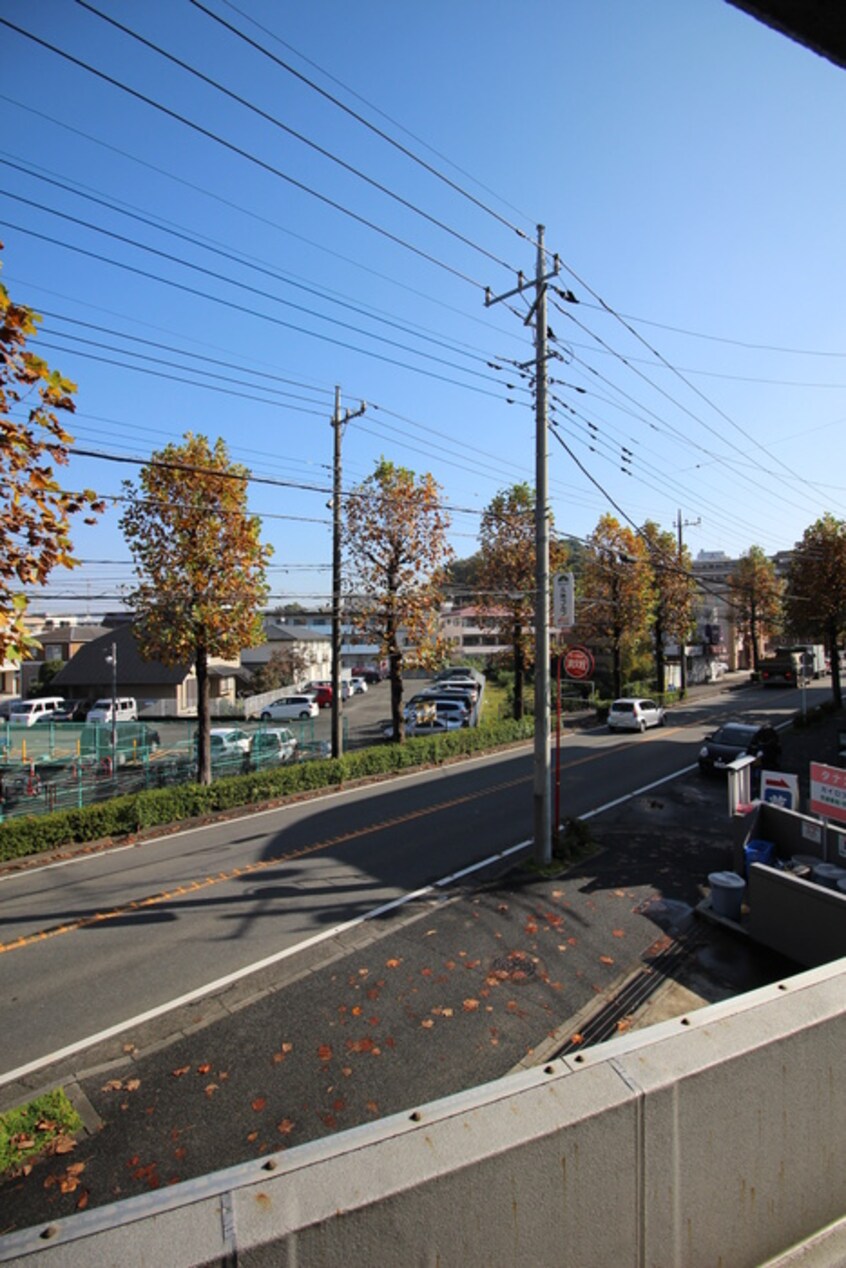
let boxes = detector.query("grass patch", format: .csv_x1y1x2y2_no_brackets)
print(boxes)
0,1089,82,1178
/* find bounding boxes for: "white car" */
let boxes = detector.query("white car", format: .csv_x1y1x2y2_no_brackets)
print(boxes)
251,727,298,764
607,697,666,733
86,697,138,724
260,694,319,722
350,677,367,694
202,728,252,757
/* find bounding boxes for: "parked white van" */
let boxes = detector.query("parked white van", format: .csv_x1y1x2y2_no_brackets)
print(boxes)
86,697,138,724
7,697,66,727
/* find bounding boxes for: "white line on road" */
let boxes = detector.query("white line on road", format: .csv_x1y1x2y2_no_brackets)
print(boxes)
0,754,711,1089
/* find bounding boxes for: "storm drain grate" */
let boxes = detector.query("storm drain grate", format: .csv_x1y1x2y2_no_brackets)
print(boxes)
550,927,705,1057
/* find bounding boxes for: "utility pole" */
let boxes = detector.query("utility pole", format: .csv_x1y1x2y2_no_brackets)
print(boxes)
331,386,366,759
486,226,559,865
675,509,700,695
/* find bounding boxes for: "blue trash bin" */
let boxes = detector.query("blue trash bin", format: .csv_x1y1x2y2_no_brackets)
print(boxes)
744,839,775,876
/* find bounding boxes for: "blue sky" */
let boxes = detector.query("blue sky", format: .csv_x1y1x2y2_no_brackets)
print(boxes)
2,0,846,613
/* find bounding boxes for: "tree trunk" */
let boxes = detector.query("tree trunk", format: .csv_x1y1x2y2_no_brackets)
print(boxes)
196,641,211,785
389,647,404,741
512,618,524,721
750,601,760,671
829,617,842,709
654,611,666,696
612,639,622,700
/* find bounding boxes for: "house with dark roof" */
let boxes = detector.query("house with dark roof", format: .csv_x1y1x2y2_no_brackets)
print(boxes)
239,619,332,683
51,623,245,717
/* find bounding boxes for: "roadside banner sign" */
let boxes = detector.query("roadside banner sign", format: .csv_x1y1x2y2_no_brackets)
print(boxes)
553,572,575,629
760,771,799,811
809,761,846,824
563,646,594,680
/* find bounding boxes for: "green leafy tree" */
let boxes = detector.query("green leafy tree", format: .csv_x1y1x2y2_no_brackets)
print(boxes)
728,546,782,671
477,483,568,719
640,521,696,694
783,514,846,707
120,434,271,784
249,646,307,695
0,254,104,662
33,658,64,693
577,514,652,698
344,459,452,742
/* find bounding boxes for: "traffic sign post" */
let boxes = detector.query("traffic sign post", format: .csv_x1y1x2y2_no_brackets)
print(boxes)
563,646,595,681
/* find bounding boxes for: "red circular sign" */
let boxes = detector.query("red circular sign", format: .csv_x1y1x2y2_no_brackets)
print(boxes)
563,646,594,680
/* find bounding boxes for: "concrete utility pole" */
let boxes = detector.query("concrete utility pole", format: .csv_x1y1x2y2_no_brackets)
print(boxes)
675,509,700,695
331,387,366,759
486,226,559,865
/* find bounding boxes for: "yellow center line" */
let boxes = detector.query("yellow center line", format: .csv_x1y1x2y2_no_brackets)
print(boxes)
0,771,530,955
0,729,687,956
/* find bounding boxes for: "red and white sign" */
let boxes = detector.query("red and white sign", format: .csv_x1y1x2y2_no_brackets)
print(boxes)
563,646,594,680
809,761,846,824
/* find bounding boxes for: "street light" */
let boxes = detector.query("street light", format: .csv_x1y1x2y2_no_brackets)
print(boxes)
104,641,117,770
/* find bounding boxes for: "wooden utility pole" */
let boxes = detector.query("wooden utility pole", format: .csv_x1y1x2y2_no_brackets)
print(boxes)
331,387,365,759
486,226,559,864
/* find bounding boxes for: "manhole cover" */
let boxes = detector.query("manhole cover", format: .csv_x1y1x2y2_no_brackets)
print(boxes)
487,949,539,984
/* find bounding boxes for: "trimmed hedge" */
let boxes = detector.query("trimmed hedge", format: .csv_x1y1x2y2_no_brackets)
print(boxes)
0,718,535,862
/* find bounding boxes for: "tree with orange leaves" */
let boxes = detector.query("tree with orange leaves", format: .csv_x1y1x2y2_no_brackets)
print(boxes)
120,434,271,784
345,459,453,742
0,253,104,662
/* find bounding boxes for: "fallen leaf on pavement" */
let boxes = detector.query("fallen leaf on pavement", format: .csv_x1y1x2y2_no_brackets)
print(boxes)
612,930,625,938
124,1078,141,1092
251,1097,267,1113
366,1101,379,1114
204,1084,219,1098
197,1063,212,1075
53,1136,76,1155
171,1066,190,1078
101,1079,123,1093
317,1044,333,1063
571,1033,584,1045
385,958,401,969
351,1005,363,1016
277,1118,295,1134
247,1131,258,1143
599,956,615,966
420,1019,434,1029
76,1189,89,1211
463,999,480,1012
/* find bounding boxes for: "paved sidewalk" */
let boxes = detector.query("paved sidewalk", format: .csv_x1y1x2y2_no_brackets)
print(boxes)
0,690,835,1237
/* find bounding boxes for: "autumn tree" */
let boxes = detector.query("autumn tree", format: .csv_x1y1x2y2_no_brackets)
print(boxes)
0,255,104,662
477,483,568,719
640,520,696,694
728,545,782,671
783,514,846,707
577,514,652,698
344,459,452,742
120,434,271,784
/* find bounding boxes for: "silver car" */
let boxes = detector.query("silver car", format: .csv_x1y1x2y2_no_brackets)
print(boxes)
607,697,666,733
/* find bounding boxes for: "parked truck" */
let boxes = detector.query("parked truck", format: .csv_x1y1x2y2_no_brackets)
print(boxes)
758,644,826,687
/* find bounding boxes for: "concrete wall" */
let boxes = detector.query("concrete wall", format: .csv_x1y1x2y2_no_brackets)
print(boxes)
748,863,846,966
2,960,845,1267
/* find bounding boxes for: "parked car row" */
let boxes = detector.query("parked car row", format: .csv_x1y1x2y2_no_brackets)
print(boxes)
5,696,140,726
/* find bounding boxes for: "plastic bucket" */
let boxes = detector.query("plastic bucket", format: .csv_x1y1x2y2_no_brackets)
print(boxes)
744,839,775,875
708,871,746,921
812,863,846,890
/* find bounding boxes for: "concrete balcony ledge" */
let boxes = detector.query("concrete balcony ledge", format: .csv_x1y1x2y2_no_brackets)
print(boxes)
2,957,844,1267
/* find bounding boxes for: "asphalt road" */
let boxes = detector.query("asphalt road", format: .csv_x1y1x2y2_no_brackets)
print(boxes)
0,677,825,1082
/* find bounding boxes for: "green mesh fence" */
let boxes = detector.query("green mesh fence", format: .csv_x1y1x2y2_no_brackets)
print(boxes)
0,717,326,823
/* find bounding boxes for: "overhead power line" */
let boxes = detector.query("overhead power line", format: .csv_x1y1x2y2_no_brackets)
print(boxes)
189,0,535,245
0,15,489,289
76,0,519,275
